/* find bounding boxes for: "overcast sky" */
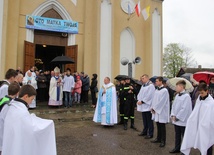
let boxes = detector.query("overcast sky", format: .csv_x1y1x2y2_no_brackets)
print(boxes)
163,0,214,68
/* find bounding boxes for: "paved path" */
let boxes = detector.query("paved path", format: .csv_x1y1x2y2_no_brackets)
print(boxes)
33,105,200,155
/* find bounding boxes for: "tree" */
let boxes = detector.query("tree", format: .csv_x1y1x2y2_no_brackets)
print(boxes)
163,43,196,78
180,45,196,68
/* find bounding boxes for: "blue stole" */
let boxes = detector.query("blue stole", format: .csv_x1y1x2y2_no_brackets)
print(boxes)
55,76,60,101
97,86,112,124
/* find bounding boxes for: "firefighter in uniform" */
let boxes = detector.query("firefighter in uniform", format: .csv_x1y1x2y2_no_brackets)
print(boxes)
118,77,126,125
123,76,137,130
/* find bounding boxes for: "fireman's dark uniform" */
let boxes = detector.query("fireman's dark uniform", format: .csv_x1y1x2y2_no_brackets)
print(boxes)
123,82,137,130
118,83,125,124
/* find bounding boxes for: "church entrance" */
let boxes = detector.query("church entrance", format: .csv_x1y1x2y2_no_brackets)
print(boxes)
24,40,78,73
24,9,78,73
35,44,65,71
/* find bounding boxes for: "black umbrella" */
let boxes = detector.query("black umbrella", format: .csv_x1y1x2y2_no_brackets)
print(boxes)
181,73,193,81
150,76,168,83
51,56,75,64
114,75,127,81
115,75,142,86
131,78,143,86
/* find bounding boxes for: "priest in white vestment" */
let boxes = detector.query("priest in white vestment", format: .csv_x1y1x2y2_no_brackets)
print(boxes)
23,71,37,108
1,85,56,155
48,67,63,106
151,77,170,147
181,83,214,155
93,77,117,126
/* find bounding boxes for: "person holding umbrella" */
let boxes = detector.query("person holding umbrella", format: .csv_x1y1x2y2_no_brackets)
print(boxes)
117,77,126,125
122,76,138,130
169,80,192,154
62,68,75,108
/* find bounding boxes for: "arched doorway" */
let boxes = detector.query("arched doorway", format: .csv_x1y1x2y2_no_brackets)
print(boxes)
24,1,77,73
120,28,135,76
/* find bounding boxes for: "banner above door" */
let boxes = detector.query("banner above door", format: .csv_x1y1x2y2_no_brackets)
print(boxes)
26,15,78,34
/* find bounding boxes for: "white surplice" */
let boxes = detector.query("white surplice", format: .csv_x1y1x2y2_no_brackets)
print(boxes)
62,75,75,92
171,93,192,126
93,83,118,125
151,87,170,123
1,99,56,155
0,80,10,99
137,82,155,112
181,95,214,155
23,76,37,108
0,99,11,152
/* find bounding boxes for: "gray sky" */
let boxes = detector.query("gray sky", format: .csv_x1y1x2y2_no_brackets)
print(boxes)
163,0,214,68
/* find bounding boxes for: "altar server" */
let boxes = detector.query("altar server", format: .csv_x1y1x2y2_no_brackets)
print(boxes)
181,83,214,155
151,77,170,147
169,80,192,154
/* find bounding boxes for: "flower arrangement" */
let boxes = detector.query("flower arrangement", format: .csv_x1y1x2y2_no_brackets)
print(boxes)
35,58,43,65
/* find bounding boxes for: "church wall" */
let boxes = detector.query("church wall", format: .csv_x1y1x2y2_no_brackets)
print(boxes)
0,0,163,82
0,0,5,79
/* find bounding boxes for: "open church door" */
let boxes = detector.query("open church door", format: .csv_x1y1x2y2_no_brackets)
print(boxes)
65,45,78,73
24,41,35,73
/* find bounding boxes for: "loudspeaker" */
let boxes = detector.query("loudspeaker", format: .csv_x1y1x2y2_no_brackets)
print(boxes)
133,57,141,64
120,57,129,66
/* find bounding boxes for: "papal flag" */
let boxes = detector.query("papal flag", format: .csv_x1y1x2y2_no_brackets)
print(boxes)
135,1,141,17
142,6,150,20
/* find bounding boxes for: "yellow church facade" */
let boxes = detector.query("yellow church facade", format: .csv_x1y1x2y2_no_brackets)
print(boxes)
0,0,163,83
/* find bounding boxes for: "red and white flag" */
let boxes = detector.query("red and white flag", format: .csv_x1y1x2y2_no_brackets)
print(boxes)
135,1,141,17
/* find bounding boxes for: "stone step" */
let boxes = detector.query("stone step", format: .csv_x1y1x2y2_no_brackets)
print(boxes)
29,102,95,115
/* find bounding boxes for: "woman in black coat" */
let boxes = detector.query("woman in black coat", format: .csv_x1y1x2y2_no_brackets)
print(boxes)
37,71,47,102
90,74,98,108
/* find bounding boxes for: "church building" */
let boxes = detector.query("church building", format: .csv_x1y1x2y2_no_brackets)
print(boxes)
0,0,163,84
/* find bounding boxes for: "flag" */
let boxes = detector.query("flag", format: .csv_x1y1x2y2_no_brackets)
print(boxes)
128,3,131,16
135,1,141,17
142,6,150,20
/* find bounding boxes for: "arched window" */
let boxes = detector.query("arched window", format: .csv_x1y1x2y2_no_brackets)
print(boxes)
120,28,136,76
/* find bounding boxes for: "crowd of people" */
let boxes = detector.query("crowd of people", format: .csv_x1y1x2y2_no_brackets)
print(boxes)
93,74,214,155
0,67,214,155
0,69,56,155
0,67,99,155
0,66,99,109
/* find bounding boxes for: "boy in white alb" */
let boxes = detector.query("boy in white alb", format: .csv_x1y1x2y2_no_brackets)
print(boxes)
151,77,170,147
181,83,214,155
169,80,192,154
1,85,56,155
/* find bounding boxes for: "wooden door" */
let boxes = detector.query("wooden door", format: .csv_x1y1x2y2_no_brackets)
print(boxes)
65,45,78,73
24,41,35,73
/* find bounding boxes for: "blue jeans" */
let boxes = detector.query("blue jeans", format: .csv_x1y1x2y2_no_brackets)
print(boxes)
64,91,72,107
